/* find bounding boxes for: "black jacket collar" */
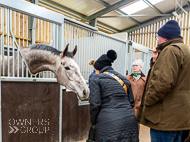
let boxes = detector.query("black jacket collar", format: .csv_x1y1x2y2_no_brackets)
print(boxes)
100,66,114,73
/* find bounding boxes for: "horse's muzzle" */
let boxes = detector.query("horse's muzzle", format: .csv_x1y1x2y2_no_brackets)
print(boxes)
82,89,89,100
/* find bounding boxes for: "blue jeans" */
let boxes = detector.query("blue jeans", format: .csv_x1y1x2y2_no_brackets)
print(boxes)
150,128,182,142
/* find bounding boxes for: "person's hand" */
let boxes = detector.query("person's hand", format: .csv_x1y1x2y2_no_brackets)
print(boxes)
152,47,158,62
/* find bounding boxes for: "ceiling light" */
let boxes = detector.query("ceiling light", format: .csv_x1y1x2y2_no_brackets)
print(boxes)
121,0,164,14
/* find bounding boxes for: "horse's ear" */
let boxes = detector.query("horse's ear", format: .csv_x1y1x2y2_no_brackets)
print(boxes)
60,44,69,58
72,46,77,56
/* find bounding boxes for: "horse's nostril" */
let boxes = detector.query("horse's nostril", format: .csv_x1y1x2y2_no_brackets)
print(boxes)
83,90,86,97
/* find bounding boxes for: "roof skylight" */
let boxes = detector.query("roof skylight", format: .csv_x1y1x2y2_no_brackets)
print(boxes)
121,0,164,15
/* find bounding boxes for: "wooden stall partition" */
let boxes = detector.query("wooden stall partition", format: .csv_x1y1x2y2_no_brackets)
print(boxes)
0,7,52,47
35,18,52,44
1,82,60,142
24,14,29,47
1,82,91,142
129,11,190,49
62,90,91,142
16,11,20,46
20,13,24,47
37,2,113,34
3,8,7,46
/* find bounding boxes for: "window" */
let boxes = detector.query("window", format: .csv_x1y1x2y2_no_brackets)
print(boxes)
121,0,164,14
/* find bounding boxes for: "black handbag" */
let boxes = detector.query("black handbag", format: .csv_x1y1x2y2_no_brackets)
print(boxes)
86,125,95,142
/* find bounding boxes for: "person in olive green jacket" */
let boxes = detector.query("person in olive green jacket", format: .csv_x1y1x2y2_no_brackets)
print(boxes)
137,20,190,142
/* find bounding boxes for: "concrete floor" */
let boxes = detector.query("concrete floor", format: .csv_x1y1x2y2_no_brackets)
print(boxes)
77,124,151,142
139,124,151,142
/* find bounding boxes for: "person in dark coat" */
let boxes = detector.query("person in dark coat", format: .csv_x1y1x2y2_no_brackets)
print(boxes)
88,59,96,89
89,49,139,142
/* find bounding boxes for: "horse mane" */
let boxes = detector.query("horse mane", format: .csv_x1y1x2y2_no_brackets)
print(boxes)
27,44,74,58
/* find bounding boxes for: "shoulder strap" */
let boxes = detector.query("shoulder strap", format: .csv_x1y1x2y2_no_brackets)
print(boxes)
103,72,128,95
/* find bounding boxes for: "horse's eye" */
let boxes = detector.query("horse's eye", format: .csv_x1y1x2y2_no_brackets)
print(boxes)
64,66,70,70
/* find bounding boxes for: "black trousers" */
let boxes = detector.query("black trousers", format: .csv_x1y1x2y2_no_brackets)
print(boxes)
181,130,189,142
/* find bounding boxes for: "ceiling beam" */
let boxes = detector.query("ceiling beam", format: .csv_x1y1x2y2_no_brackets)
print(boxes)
95,0,141,25
100,14,172,18
186,1,190,6
39,0,120,33
85,0,135,21
89,18,97,27
176,0,189,12
173,0,188,15
121,5,190,33
39,0,87,19
142,0,163,14
97,21,121,33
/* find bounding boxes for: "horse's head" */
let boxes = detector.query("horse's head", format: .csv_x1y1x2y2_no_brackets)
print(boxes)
56,44,89,100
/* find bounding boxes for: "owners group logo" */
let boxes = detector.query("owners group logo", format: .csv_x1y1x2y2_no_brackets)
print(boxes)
9,119,49,134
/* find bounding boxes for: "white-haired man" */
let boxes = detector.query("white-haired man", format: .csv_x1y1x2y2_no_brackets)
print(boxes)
126,59,147,131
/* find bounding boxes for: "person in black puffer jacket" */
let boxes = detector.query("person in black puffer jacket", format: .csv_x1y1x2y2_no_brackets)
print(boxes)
89,49,139,142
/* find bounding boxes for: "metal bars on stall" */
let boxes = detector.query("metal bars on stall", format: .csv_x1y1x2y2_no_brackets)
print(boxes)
0,0,132,141
1,8,39,78
0,1,128,81
0,8,58,80
58,21,64,142
128,42,152,75
0,1,64,142
63,20,127,81
1,7,5,77
0,56,1,142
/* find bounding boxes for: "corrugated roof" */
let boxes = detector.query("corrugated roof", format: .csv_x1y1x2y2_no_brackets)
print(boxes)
39,0,190,33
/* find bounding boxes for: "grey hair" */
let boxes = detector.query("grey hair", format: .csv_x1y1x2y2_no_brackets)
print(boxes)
132,59,144,67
